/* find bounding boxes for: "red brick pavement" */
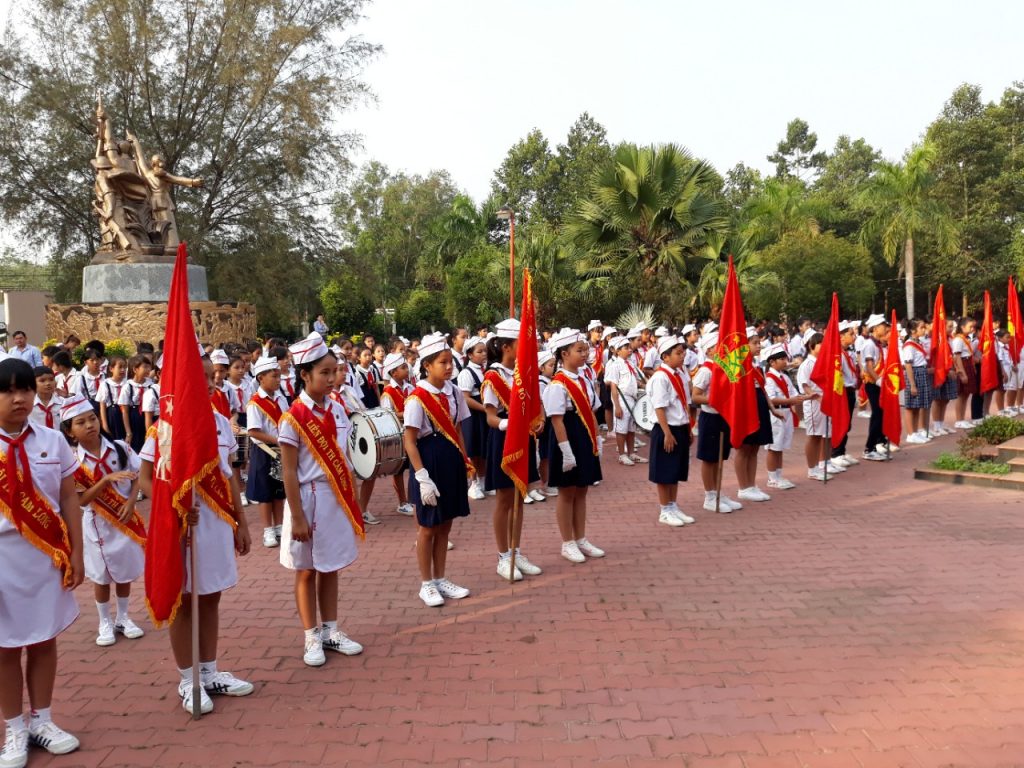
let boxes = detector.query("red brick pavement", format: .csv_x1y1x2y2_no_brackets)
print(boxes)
24,418,1024,768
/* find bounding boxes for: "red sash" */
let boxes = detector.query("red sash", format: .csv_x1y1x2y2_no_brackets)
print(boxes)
0,458,73,588
481,370,512,411
552,372,599,455
328,389,352,417
752,368,766,388
592,343,604,376
211,388,231,418
904,340,926,356
407,386,473,475
654,367,689,408
248,392,283,425
281,401,365,539
382,385,407,416
73,465,147,546
766,370,800,427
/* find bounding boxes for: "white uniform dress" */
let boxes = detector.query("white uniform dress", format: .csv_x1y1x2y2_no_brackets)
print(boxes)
797,354,828,437
764,370,796,451
278,391,359,573
139,412,238,595
605,355,640,434
79,439,144,585
0,424,80,648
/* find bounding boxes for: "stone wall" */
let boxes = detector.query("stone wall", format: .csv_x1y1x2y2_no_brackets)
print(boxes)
46,301,258,346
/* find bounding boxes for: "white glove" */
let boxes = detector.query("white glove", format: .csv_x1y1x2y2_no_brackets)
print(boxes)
415,468,440,506
498,418,508,432
559,441,577,472
597,436,604,453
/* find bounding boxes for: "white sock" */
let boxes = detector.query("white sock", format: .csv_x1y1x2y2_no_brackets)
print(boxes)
304,627,319,641
321,620,337,635
264,526,275,536
660,504,672,513
420,580,433,589
498,549,512,561
178,666,192,682
199,660,217,679
704,490,716,502
29,708,50,724
116,596,130,622
4,716,26,734
769,469,781,481
274,525,282,535
96,601,111,623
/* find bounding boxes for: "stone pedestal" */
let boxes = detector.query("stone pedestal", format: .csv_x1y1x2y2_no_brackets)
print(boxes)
82,263,209,303
46,301,257,346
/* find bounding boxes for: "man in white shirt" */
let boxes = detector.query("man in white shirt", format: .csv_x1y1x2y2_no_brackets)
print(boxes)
7,331,42,367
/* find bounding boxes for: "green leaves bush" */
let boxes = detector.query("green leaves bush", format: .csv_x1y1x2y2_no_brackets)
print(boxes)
966,416,1024,445
932,452,1011,475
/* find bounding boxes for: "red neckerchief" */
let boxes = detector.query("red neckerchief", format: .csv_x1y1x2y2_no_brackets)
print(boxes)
766,370,801,427
36,401,56,428
592,343,604,375
74,451,147,547
842,347,859,377
328,389,352,417
752,368,766,387
552,372,599,455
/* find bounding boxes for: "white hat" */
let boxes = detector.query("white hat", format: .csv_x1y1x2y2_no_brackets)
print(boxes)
538,349,554,367
494,318,521,339
154,354,164,369
802,327,818,343
330,344,344,356
654,325,669,338
399,336,410,345
657,335,682,356
289,332,329,366
698,332,719,352
626,323,644,340
745,326,758,338
382,352,406,376
845,319,862,329
60,396,94,423
681,323,697,336
601,326,617,340
209,349,230,366
609,336,631,351
702,321,718,335
761,342,788,362
866,313,888,330
417,332,449,360
587,319,603,332
252,356,278,377
549,327,585,351
464,336,487,352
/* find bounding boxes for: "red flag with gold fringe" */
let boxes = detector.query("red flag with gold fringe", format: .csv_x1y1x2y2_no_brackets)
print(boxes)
810,293,850,449
144,242,224,626
1007,277,1023,362
501,269,543,496
879,309,905,446
979,291,1000,395
931,285,953,388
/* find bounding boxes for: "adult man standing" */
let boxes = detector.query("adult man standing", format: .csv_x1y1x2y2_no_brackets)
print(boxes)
8,331,42,367
313,313,329,337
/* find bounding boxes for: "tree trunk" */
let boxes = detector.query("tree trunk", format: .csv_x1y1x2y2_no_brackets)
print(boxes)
904,237,915,319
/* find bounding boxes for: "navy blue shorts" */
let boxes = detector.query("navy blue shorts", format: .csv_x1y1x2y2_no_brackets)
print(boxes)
696,411,731,462
649,423,690,484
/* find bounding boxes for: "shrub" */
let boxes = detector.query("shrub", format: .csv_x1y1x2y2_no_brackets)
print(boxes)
932,452,1011,475
966,416,1024,445
104,338,135,360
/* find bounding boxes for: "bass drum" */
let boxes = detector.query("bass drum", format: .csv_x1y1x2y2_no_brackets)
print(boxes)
348,408,406,480
631,392,657,434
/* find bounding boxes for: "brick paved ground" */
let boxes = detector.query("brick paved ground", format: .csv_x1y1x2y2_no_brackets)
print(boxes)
25,417,1024,768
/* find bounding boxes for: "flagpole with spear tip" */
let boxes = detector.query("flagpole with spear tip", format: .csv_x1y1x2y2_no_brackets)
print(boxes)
188,490,201,720
507,491,519,584
714,434,724,514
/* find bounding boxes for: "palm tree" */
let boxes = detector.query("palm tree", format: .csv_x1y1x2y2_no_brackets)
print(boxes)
690,232,780,317
485,224,575,326
741,178,828,248
858,143,959,318
566,143,729,305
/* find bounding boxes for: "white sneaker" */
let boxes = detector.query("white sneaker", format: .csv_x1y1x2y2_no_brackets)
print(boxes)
485,490,496,496
178,679,214,713
514,552,543,576
862,450,888,462
635,438,646,448
363,510,382,525
954,420,974,429
630,454,648,464
905,433,926,444
737,487,770,502
881,442,900,453
767,477,796,490
670,505,696,524
419,582,445,607
528,489,546,502
27,721,78,756
0,728,28,768
522,492,534,504
857,410,871,419
468,483,486,500
322,629,363,655
576,538,605,558
543,486,559,497
447,540,454,550
561,541,586,563
115,618,144,639
434,578,470,599
841,454,860,465
303,630,326,667
96,619,116,647
496,558,523,581
617,454,635,466
659,509,685,527
239,492,249,506
702,494,729,513
397,503,415,517
830,455,851,468
202,671,254,697
719,495,742,511
263,528,279,547
807,467,827,481
822,461,846,474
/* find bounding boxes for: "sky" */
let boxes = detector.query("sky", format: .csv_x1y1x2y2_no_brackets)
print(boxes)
340,0,1024,201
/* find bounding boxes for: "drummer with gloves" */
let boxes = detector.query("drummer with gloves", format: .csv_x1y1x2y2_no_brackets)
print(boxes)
604,335,647,467
246,356,290,547
646,335,696,528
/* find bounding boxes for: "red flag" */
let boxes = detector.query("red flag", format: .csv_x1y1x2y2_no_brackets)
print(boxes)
707,255,759,448
1007,277,1023,362
501,269,543,496
879,309,905,446
930,285,953,388
810,293,850,449
145,242,223,626
979,290,1000,394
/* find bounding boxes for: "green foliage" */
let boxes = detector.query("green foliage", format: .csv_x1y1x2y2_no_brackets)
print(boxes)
396,289,446,337
767,118,827,180
615,303,656,333
966,416,1024,445
443,245,506,327
689,233,780,318
932,452,1010,475
320,275,375,336
104,338,135,360
741,178,827,249
749,231,874,321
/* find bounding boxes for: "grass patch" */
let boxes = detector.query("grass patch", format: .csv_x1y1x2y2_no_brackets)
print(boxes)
932,452,1011,475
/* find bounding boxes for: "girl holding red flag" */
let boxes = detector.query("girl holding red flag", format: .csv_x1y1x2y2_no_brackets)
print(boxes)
902,319,935,443
404,333,473,608
60,396,146,649
278,335,364,669
482,319,543,581
544,328,605,564
0,358,84,766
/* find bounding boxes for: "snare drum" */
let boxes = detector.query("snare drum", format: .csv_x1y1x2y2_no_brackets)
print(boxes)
348,408,406,480
235,433,249,464
631,392,657,434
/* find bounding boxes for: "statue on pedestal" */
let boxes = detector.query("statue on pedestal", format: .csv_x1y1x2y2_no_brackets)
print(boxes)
90,97,204,264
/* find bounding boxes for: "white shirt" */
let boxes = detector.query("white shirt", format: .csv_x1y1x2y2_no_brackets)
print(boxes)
97,378,126,409
951,335,970,358
542,369,598,416
246,388,289,440
0,423,78,520
456,362,485,398
788,334,806,360
72,370,104,401
142,384,160,416
901,339,929,367
225,380,253,413
642,346,660,371
380,380,413,413
646,365,690,426
691,364,718,414
277,391,353,484
796,355,821,395
29,394,63,429
403,380,470,438
118,380,149,408
604,355,640,399
840,347,859,387
77,439,140,500
481,364,514,412
860,337,881,367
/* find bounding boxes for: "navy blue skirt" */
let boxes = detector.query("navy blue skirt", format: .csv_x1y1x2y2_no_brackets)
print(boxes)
695,411,732,462
409,433,471,527
484,426,539,491
538,419,552,461
105,401,127,441
743,388,773,446
546,410,603,488
246,442,285,502
649,423,690,484
461,405,488,458
126,405,147,453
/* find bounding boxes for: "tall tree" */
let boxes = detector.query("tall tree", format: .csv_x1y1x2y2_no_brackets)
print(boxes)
549,113,612,226
858,143,959,318
767,118,827,181
812,135,881,238
490,129,557,225
741,178,826,249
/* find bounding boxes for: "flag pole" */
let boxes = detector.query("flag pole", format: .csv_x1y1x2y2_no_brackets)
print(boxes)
714,433,724,514
823,419,829,483
188,492,201,720
508,490,520,583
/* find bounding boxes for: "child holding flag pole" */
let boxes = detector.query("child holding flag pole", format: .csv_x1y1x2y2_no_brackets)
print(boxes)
810,293,853,483
879,309,906,454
